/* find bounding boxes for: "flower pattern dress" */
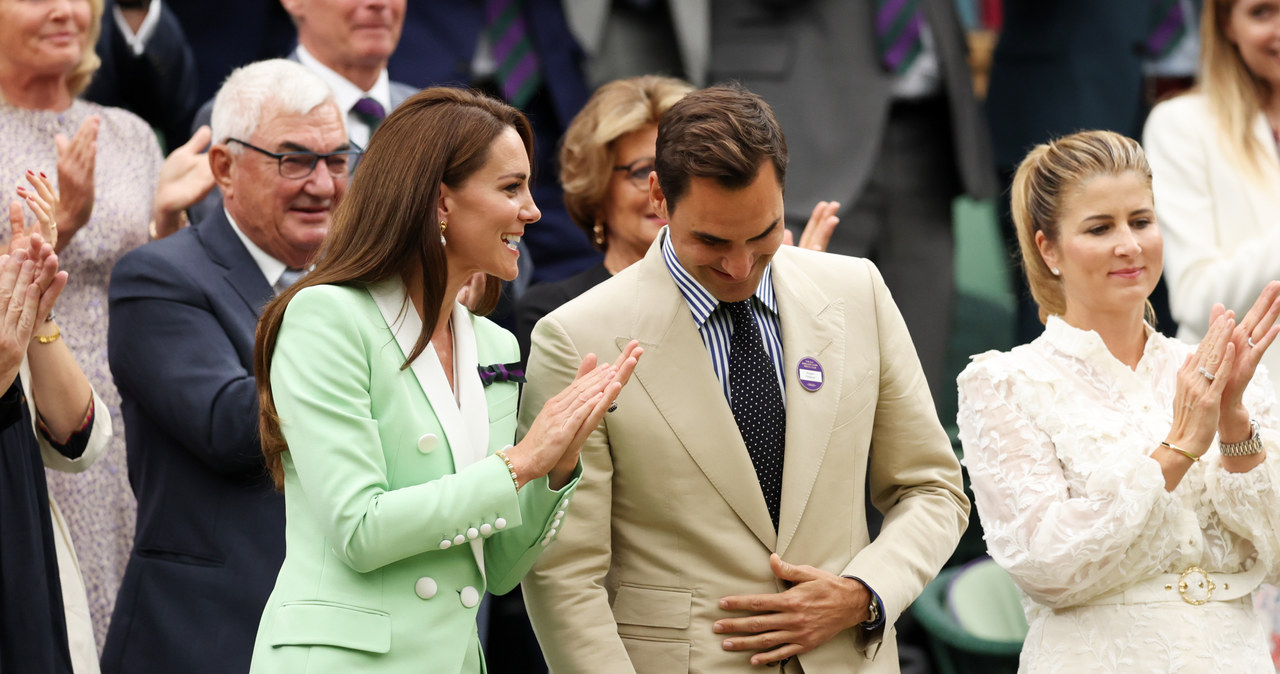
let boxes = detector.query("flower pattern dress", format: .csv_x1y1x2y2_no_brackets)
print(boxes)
0,99,161,649
958,316,1280,673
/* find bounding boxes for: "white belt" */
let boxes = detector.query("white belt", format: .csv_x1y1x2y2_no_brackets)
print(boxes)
1084,563,1266,606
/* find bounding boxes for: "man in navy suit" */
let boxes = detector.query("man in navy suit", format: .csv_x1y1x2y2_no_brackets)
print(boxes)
189,0,415,225
102,59,354,674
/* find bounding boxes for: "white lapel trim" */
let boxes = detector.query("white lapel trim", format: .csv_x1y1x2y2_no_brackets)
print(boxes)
368,279,488,578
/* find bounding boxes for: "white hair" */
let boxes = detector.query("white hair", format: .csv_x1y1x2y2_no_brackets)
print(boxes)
210,59,340,149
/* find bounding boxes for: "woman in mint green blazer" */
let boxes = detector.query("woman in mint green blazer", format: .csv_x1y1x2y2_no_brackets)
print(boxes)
248,88,640,673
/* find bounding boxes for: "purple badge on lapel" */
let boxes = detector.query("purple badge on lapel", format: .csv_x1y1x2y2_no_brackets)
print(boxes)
797,357,824,391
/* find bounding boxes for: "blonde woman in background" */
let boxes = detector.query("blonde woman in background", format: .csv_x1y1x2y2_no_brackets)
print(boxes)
959,130,1280,672
1144,0,1280,391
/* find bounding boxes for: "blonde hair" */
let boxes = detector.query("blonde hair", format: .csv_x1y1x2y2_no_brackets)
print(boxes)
559,75,693,250
1011,130,1155,324
65,0,105,98
1200,0,1279,182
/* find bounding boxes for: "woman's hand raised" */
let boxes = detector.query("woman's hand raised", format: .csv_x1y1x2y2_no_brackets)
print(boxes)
1166,312,1236,458
1211,281,1280,441
508,341,643,490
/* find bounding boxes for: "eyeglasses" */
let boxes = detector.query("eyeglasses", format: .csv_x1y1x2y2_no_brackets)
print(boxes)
226,138,364,180
612,157,656,192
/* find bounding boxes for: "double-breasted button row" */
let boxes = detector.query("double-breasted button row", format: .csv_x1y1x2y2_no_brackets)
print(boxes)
414,577,480,608
439,517,508,550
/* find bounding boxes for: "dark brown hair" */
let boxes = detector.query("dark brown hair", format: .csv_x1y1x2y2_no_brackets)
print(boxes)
255,87,533,489
653,84,787,214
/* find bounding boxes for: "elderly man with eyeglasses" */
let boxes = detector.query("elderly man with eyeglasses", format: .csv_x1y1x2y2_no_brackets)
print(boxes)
100,59,354,674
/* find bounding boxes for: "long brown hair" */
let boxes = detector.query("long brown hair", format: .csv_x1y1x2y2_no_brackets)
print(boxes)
255,87,534,489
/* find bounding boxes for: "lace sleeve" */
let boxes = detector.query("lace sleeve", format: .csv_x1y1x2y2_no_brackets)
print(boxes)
957,357,1188,608
1204,368,1280,579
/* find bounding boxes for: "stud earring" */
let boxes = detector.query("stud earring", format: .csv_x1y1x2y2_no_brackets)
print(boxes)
439,220,447,246
1051,267,1060,276
593,222,605,247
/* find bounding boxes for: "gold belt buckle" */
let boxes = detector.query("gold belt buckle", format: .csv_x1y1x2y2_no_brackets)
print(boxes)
1178,566,1215,605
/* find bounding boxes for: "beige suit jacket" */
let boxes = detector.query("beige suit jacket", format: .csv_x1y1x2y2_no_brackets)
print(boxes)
519,241,969,673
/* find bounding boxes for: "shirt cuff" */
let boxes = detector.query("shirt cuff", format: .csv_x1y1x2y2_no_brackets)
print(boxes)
844,575,886,631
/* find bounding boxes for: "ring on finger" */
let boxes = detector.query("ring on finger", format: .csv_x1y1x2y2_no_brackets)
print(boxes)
1198,367,1216,382
1248,336,1259,349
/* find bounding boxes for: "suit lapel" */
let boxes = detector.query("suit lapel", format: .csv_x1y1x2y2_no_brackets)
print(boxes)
769,250,844,556
368,281,488,577
624,244,777,550
196,210,274,317
367,280,482,474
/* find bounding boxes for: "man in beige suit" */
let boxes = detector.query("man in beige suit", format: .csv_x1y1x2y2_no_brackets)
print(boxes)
519,85,969,673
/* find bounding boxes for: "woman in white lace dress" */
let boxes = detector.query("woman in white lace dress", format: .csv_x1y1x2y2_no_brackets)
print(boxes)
957,130,1280,673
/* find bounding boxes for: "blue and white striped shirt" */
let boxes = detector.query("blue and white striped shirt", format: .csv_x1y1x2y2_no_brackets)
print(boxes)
659,228,785,404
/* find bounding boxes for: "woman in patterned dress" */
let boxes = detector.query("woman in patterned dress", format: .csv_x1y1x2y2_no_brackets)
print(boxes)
0,0,209,649
957,130,1280,672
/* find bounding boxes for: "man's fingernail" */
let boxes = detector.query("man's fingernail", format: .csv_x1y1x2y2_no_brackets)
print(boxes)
722,640,733,649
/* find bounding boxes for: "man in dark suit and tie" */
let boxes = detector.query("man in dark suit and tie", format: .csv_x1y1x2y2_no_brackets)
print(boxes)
190,0,415,223
101,59,357,674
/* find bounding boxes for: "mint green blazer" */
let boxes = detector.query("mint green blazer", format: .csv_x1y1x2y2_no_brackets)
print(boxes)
250,280,578,673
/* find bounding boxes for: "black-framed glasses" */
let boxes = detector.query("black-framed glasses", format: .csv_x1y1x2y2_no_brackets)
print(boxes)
612,156,655,192
227,138,363,180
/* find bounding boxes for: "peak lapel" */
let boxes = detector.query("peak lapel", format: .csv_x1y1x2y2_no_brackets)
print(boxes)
624,249,777,550
772,251,845,556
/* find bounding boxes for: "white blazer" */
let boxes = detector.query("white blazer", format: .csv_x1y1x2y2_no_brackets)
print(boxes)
1144,92,1280,390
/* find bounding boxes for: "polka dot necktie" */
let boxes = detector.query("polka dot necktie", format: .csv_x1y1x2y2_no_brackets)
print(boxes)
725,300,786,530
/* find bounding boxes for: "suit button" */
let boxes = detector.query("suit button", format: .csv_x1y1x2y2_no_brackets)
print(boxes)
547,528,557,538
494,518,507,530
453,534,466,546
480,523,493,536
541,535,552,547
439,539,452,550
467,527,479,540
460,586,480,608
556,510,565,519
415,577,438,600
418,433,439,453
552,518,562,529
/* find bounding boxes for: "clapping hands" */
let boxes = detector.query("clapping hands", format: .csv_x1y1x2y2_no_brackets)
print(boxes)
0,185,68,391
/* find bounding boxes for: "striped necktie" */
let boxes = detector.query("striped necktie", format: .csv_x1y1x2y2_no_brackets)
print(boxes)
485,0,543,108
1146,0,1187,59
876,0,925,74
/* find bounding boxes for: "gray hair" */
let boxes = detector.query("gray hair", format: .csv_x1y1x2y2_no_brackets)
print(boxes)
210,59,339,150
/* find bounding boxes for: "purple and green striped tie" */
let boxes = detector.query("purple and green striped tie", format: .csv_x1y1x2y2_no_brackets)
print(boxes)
485,0,543,109
1146,0,1187,59
876,0,924,74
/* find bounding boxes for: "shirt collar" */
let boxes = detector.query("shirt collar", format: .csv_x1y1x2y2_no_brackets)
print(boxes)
1042,314,1161,365
295,44,392,125
225,208,288,287
659,226,777,327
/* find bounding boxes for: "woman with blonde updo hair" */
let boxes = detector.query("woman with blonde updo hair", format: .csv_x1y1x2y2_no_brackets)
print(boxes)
959,129,1280,672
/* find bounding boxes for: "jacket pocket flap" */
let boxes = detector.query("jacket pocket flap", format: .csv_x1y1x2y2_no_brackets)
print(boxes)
268,601,392,654
613,585,692,629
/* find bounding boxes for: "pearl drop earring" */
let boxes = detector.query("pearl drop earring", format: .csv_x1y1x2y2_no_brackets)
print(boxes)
439,220,447,246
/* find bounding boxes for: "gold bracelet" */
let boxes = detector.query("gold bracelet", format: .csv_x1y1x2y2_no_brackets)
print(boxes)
1160,440,1199,462
496,448,520,492
34,324,60,344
